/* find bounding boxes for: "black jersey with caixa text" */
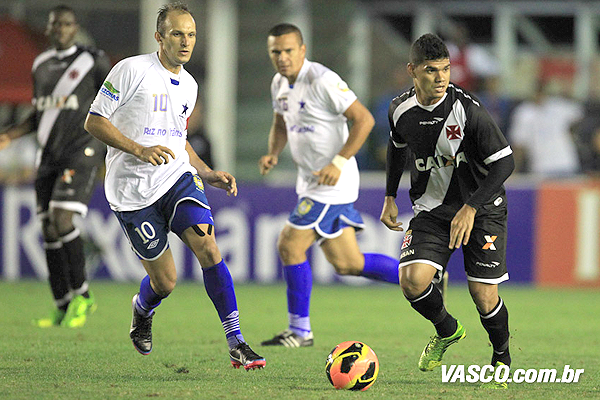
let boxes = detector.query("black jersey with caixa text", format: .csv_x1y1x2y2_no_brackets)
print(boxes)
31,44,111,166
388,83,512,219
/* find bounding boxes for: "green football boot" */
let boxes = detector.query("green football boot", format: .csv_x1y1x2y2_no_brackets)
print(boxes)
84,291,97,315
32,308,66,328
481,361,509,389
61,292,96,328
418,320,466,371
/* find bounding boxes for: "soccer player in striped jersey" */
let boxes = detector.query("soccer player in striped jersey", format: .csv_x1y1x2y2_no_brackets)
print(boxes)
0,5,111,328
380,33,514,385
84,2,264,370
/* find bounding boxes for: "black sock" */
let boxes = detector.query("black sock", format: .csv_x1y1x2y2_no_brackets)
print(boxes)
44,241,70,310
407,283,457,337
480,297,511,366
61,228,88,296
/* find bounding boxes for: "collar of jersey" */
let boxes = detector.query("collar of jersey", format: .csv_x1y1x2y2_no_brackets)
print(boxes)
152,51,182,82
415,92,447,112
288,58,310,88
54,45,77,60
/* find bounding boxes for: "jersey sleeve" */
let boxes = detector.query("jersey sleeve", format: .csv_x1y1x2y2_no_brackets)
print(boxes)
312,70,357,115
467,99,512,165
270,75,284,114
89,58,137,119
388,99,407,149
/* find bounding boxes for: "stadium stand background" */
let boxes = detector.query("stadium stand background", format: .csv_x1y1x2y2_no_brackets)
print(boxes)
1,0,599,286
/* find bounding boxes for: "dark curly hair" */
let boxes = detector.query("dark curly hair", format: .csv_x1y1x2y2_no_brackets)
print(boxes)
409,33,449,65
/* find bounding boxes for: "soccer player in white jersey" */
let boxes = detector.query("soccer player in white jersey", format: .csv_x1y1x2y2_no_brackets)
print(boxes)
380,34,514,387
84,2,265,370
258,23,421,348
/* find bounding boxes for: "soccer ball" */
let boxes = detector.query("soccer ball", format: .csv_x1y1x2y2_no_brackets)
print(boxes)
325,341,379,391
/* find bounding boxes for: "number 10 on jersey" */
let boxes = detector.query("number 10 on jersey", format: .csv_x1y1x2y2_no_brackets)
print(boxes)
153,93,168,112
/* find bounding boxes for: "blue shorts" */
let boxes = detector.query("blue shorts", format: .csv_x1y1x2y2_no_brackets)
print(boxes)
114,172,214,260
287,197,365,243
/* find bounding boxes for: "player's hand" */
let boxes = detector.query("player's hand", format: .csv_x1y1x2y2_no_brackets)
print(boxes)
258,155,278,175
138,145,175,165
205,170,238,197
449,204,477,249
380,196,403,231
0,134,11,151
312,163,341,186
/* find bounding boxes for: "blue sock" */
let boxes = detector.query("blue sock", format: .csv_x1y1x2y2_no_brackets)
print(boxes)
136,275,165,317
283,261,312,336
203,260,244,348
361,253,400,284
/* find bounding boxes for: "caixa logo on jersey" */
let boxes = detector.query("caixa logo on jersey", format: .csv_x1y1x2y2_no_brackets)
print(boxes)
34,94,79,111
415,152,467,172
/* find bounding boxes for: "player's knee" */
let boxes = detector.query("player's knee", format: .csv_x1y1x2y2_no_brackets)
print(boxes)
470,287,498,314
40,218,59,241
331,258,362,276
400,274,429,299
152,275,177,296
55,219,75,236
194,240,222,268
51,209,75,236
276,236,299,262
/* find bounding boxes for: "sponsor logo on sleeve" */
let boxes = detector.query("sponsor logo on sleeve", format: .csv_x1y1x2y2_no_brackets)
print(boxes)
337,81,350,92
100,81,120,101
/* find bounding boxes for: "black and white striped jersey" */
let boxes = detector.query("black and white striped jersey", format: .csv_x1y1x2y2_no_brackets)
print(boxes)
31,44,111,166
388,83,512,219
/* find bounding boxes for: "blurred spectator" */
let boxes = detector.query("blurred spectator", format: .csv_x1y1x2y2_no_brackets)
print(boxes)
572,100,600,176
446,24,499,92
359,65,411,170
508,80,583,177
475,75,514,135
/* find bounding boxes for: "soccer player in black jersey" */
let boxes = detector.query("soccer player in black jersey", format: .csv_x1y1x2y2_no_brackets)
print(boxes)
380,34,514,387
0,5,110,328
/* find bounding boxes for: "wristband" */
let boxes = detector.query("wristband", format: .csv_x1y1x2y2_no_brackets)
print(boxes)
331,154,348,171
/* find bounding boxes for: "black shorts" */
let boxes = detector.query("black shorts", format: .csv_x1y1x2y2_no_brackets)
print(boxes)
398,202,509,284
35,146,105,218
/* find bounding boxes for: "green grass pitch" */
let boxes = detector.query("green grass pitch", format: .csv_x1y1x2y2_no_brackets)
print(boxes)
0,281,598,399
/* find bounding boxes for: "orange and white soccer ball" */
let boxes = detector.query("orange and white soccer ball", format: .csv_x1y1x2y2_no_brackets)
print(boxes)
325,341,379,391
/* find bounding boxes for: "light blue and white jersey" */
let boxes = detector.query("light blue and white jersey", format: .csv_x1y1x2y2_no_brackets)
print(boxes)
89,52,197,211
271,59,359,204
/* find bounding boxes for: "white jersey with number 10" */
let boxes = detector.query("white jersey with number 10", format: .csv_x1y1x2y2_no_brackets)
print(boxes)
90,52,197,212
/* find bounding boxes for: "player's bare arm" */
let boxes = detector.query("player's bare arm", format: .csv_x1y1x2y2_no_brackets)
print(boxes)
258,111,287,175
313,100,375,186
448,203,477,249
84,113,174,165
380,196,403,232
0,112,36,151
185,140,237,197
